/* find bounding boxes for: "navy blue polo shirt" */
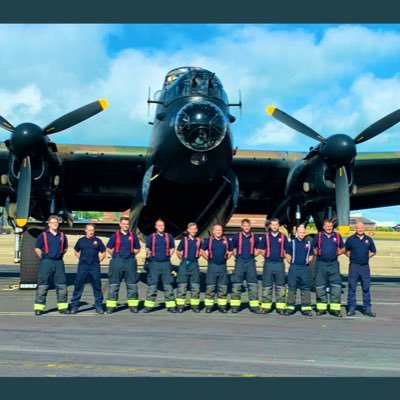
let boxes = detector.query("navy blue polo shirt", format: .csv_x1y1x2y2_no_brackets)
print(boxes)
107,231,140,259
259,232,288,262
202,236,233,265
35,231,68,260
74,236,106,266
286,238,312,266
311,232,344,262
177,236,201,261
146,232,175,262
232,232,258,260
345,234,377,264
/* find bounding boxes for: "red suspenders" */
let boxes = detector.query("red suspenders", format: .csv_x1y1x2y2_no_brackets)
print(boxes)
115,231,134,253
238,232,255,255
184,236,201,258
265,232,284,258
42,231,65,254
317,232,340,255
209,236,228,259
151,233,170,257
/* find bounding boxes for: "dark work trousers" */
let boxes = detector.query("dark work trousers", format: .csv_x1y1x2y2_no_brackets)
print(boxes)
286,264,312,312
205,262,228,309
176,260,200,308
106,257,138,309
315,259,342,312
261,260,286,310
144,261,176,309
71,264,103,309
347,263,372,310
34,259,68,311
231,258,259,308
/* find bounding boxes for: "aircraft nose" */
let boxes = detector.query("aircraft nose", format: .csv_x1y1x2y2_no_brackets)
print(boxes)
175,101,228,151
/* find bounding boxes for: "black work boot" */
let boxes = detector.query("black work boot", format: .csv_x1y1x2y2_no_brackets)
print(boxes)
34,310,43,316
59,309,70,315
346,308,356,316
70,307,79,314
364,308,376,317
129,307,139,314
143,307,152,313
205,307,213,314
177,307,185,313
331,310,342,318
96,308,105,315
106,308,114,315
231,307,240,314
276,308,286,315
286,309,295,316
250,307,260,314
219,307,227,313
167,307,177,313
260,308,271,315
316,310,327,316
302,310,313,317
191,307,200,313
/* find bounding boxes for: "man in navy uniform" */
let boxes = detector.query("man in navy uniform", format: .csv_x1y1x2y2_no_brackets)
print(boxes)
34,215,69,315
200,224,233,313
345,221,377,317
311,219,345,317
176,222,202,313
285,225,314,316
70,224,106,314
105,216,141,314
144,219,177,313
230,218,260,314
259,218,289,315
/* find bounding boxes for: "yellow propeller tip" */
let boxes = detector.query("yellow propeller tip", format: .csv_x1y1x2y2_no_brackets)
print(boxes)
16,219,28,228
266,106,276,116
338,226,350,236
99,99,109,110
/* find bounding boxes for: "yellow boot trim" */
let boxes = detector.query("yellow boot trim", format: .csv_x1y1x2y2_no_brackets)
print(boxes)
204,299,215,307
217,298,228,307
127,299,139,307
144,300,156,308
287,305,295,310
316,302,328,311
261,302,272,309
190,298,200,306
34,303,45,311
57,303,69,310
230,299,241,307
301,305,312,311
165,301,176,308
276,302,287,310
106,300,118,308
176,298,186,306
330,303,342,311
249,300,260,308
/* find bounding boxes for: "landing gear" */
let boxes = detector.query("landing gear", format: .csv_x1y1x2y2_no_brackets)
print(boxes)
19,228,42,289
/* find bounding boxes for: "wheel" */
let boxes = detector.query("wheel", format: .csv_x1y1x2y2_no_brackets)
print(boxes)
20,228,42,289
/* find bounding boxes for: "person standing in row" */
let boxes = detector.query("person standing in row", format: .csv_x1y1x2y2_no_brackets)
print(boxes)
144,219,177,313
70,224,106,314
34,215,69,315
285,225,314,316
345,221,377,317
259,218,288,315
176,222,202,313
230,218,260,314
201,224,233,313
105,216,141,314
311,220,345,317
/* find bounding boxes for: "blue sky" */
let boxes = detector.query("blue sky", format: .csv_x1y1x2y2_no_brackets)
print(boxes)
1,24,400,222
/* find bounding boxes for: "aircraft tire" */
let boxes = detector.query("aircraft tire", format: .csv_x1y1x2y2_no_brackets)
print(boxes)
20,228,42,289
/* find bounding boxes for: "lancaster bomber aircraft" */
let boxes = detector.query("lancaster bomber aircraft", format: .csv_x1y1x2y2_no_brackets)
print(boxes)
0,66,400,287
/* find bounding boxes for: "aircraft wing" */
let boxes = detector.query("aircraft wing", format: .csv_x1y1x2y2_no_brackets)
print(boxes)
232,150,400,214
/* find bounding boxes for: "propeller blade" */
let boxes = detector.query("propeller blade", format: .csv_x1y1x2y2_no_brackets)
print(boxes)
0,115,15,132
266,106,326,143
354,108,400,144
335,167,350,236
16,156,32,228
43,99,109,135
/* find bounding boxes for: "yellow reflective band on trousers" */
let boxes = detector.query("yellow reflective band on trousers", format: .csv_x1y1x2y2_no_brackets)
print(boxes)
217,298,228,306
230,299,241,307
330,303,341,311
57,303,69,310
286,305,295,310
106,300,118,308
144,300,156,308
34,303,45,311
249,300,260,308
127,299,139,307
316,303,328,311
261,302,272,309
275,302,287,310
176,298,186,306
190,298,200,306
301,305,312,311
165,301,176,308
204,299,215,307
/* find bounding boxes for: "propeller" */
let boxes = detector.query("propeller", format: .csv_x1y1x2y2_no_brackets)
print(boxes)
266,105,400,235
0,99,109,228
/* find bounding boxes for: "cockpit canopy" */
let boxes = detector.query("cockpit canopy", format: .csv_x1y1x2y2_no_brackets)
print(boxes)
162,67,228,105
